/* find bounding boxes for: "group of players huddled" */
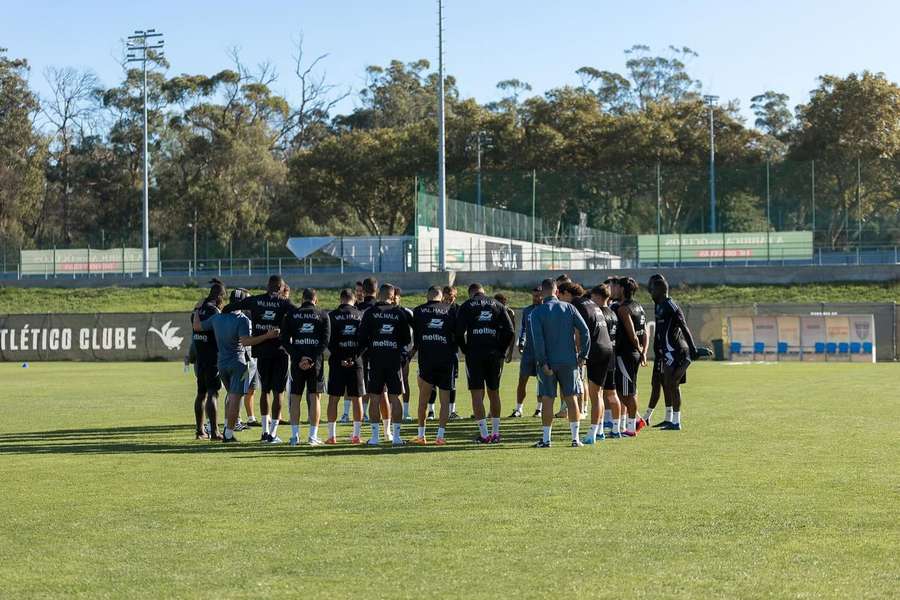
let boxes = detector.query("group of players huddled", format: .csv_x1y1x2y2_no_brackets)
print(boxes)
189,271,702,447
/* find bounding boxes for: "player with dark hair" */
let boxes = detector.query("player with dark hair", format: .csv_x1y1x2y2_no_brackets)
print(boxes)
359,283,411,446
648,274,699,431
590,284,623,438
511,286,543,418
353,277,379,424
354,281,364,305
222,274,293,443
410,286,457,444
327,289,366,444
493,293,517,364
615,277,649,437
393,286,416,423
191,282,226,439
455,283,514,443
281,288,330,446
192,289,281,443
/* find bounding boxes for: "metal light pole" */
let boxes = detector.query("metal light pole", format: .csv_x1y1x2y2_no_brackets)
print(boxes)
704,95,719,233
127,29,164,278
436,1,447,272
192,207,198,276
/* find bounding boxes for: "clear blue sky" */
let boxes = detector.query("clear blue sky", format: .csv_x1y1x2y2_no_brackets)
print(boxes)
2,0,897,124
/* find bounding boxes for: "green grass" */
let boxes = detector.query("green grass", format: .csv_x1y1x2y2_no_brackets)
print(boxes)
1,361,898,599
0,281,898,313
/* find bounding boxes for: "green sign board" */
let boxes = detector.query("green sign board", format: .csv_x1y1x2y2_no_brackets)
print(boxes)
638,231,813,263
20,248,159,275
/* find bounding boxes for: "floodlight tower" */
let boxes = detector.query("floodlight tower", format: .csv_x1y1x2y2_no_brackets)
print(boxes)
704,94,719,233
126,29,164,277
437,0,447,271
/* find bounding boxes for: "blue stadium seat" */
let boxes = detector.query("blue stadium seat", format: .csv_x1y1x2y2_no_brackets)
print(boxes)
777,342,789,354
850,342,861,354
826,342,838,354
863,342,873,354
814,342,826,354
754,342,765,353
730,342,742,354
838,342,850,354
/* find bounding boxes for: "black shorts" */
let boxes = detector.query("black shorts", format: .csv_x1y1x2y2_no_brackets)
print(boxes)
662,358,690,385
327,360,366,397
586,346,614,387
257,354,288,394
194,362,221,396
615,352,641,397
289,359,325,397
418,360,457,392
465,354,504,391
367,363,405,396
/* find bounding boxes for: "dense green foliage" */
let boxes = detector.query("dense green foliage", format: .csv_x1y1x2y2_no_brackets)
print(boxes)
0,43,898,261
0,361,897,598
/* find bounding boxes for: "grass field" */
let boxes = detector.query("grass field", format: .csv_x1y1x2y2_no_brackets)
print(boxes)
1,281,898,313
1,361,898,599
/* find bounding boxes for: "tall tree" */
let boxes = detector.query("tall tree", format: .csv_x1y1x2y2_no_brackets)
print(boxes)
0,49,46,251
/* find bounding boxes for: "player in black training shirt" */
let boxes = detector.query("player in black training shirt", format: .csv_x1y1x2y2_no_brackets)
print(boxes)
359,284,411,446
455,283,514,444
648,274,698,431
615,277,649,437
281,288,330,447
410,286,458,445
223,275,293,443
590,284,623,438
327,289,366,444
353,277,379,424
393,287,416,422
191,282,226,439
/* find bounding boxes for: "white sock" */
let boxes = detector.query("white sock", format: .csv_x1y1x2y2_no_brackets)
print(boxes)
392,422,402,442
352,421,362,438
291,424,300,439
643,408,654,422
342,399,350,416
477,419,489,438
417,426,426,438
382,419,392,440
437,426,446,439
327,422,336,439
516,402,523,412
402,402,410,419
269,420,279,437
673,410,681,425
261,415,270,432
589,424,599,440
603,409,612,423
569,421,580,440
449,402,456,413
542,425,552,444
370,423,380,442
665,407,674,422
224,428,234,440
627,418,636,433
491,417,500,436
620,413,627,431
309,425,318,440
612,418,620,434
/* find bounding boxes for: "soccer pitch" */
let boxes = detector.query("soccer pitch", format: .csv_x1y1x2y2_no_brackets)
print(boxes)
1,362,898,599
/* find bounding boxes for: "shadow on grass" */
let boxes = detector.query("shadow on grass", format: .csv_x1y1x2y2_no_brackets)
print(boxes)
0,417,575,457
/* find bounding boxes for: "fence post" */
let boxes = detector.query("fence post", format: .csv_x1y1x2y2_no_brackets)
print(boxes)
278,257,282,273
265,240,270,274
248,258,252,276
218,259,222,277
157,245,162,277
